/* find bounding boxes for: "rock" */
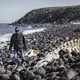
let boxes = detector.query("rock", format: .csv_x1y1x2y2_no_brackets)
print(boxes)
0,74,10,80
54,76,60,80
63,57,68,64
13,74,20,80
67,69,78,79
75,76,80,80
11,64,17,72
16,66,23,72
34,67,46,77
71,51,78,56
26,70,34,80
1,42,4,44
0,67,6,74
59,65,67,70
37,53,45,57
31,61,37,66
60,76,69,80
45,66,51,73
20,69,34,80
16,58,21,66
0,61,3,66
59,49,66,58
33,75,42,80
5,70,12,76
6,65,12,70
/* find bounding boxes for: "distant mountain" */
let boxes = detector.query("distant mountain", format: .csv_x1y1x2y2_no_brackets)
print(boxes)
12,5,80,25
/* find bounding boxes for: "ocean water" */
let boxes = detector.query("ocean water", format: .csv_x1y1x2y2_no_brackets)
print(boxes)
0,24,32,35
0,24,45,48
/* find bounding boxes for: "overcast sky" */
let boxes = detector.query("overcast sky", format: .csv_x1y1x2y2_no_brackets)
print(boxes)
0,0,80,23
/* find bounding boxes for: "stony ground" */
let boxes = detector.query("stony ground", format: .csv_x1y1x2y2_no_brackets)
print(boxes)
0,24,80,80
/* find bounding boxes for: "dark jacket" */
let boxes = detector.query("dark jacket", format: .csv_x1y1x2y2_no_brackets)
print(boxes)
9,32,26,50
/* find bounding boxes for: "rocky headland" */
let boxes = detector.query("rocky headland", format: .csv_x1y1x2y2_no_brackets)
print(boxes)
10,5,80,27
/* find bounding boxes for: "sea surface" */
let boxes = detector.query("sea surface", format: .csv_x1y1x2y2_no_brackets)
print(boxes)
0,24,32,35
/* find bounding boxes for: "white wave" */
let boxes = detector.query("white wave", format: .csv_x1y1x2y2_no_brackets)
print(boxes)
23,28,45,35
0,33,12,42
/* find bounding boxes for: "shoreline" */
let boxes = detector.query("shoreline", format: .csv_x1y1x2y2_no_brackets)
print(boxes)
0,27,46,49
0,24,80,80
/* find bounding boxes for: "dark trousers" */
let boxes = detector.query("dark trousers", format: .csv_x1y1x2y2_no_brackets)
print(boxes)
14,49,24,63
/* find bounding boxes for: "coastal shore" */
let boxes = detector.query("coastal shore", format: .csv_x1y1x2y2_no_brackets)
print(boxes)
0,24,80,80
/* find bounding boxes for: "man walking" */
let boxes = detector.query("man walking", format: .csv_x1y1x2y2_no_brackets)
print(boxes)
9,27,26,63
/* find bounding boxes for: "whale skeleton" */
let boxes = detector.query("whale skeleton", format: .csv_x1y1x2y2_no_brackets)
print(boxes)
33,39,80,69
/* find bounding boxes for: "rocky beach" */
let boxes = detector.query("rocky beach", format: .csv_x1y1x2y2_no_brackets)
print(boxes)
0,23,80,80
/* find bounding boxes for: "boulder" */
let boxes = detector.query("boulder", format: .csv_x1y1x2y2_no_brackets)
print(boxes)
0,74,10,80
13,74,20,80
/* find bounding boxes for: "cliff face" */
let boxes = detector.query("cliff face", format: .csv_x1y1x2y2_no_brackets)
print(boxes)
12,5,80,25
